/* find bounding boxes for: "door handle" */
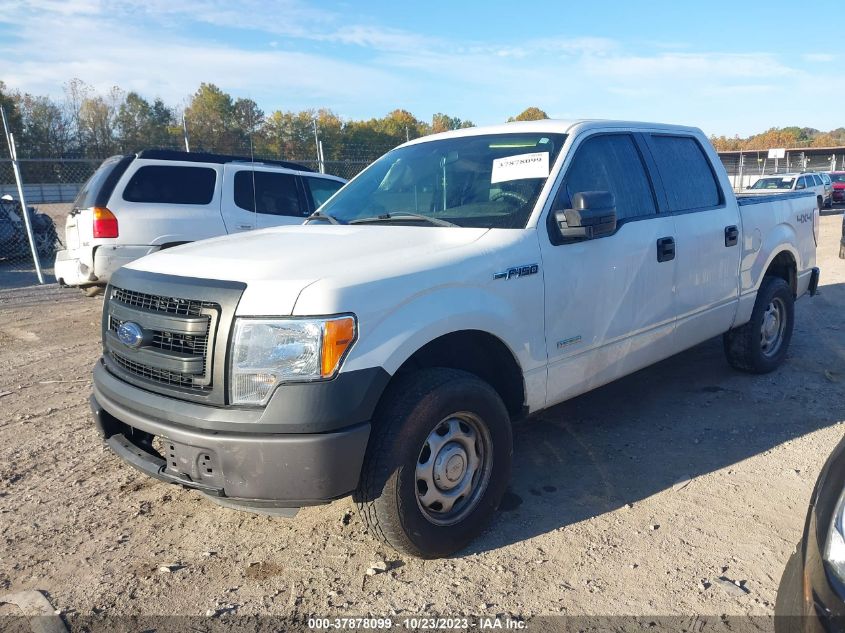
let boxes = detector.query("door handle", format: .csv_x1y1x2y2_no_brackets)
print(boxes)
724,225,739,247
237,224,253,230
656,236,675,262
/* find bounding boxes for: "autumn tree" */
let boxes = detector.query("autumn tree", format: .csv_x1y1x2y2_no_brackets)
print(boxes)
508,107,549,122
431,113,474,134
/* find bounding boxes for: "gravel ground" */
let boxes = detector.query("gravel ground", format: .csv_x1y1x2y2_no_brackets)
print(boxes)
0,212,844,626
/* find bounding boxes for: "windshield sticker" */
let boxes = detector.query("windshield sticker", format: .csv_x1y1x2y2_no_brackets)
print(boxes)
491,152,549,184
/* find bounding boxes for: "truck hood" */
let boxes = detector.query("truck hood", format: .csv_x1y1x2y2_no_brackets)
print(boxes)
126,224,490,315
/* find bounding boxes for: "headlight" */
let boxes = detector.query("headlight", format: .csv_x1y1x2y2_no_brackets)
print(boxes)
824,488,845,582
229,315,356,405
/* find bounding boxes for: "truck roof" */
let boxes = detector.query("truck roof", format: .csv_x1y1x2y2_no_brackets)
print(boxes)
400,119,704,147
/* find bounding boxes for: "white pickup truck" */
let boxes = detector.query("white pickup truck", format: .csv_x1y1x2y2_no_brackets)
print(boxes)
91,120,819,558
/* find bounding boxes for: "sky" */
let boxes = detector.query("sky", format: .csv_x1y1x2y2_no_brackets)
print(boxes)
0,0,841,137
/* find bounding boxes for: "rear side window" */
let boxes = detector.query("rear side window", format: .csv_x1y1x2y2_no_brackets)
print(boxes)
304,176,343,209
73,155,132,209
556,133,656,221
796,176,808,189
812,174,823,186
648,135,721,212
234,170,305,217
123,166,216,205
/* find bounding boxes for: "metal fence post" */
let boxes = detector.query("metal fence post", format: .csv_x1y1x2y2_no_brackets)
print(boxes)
1,107,45,284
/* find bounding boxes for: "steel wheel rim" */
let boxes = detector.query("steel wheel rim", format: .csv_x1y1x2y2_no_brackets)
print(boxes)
415,412,493,526
760,296,786,358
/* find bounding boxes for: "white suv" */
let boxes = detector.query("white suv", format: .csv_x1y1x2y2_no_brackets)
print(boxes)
745,172,830,209
54,150,346,294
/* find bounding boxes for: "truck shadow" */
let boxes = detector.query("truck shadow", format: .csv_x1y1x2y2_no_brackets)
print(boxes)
466,282,845,555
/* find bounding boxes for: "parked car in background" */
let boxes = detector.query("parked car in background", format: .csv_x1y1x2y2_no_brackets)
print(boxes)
746,172,830,209
0,194,61,262
776,435,845,632
90,120,819,558
54,150,346,295
819,172,834,207
830,172,845,205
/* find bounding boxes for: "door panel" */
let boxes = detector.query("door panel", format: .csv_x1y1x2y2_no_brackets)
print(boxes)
642,134,741,347
542,217,677,405
542,132,677,407
672,206,741,346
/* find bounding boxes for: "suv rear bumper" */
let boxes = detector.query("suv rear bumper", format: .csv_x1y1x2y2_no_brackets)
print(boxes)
92,362,374,512
54,245,158,287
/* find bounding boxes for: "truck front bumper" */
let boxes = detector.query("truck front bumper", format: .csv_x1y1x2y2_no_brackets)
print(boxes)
91,362,374,514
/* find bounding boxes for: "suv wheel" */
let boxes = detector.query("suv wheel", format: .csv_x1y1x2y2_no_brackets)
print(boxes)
355,368,512,558
723,276,794,373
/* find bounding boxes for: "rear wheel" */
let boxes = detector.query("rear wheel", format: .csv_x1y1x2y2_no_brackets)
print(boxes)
355,368,512,558
723,276,794,373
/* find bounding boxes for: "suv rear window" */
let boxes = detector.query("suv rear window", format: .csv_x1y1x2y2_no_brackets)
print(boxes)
72,155,132,209
648,135,722,212
234,170,305,217
123,165,216,205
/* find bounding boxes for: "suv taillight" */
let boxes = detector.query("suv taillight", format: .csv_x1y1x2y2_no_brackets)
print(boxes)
92,207,118,238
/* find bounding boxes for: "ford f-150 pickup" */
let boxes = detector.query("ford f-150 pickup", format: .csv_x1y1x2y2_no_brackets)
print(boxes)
90,120,820,558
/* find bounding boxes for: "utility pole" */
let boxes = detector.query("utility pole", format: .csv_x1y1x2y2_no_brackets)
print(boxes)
182,115,190,152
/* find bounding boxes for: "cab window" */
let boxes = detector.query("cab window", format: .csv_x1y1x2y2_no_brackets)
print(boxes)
554,133,656,222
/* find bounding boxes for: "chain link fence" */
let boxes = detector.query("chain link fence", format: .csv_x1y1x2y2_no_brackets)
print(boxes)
717,150,845,192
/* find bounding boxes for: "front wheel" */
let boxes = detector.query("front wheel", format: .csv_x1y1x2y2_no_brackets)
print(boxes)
355,368,512,558
723,276,794,373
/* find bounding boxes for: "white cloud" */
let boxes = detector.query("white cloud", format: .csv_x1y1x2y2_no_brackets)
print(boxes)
1,0,842,135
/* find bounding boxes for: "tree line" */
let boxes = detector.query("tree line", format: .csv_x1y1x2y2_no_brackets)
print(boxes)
0,80,547,162
710,127,845,152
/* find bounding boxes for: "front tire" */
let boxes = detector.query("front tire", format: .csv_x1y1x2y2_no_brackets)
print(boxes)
723,276,794,373
355,368,512,558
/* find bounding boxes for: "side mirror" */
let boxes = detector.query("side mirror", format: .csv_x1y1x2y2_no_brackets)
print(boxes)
553,191,617,241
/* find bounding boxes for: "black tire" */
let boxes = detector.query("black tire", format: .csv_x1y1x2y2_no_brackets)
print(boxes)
83,286,104,297
354,368,512,559
723,276,794,373
774,543,803,632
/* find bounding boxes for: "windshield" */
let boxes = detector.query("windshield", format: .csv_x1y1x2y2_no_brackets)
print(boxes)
318,133,567,228
831,173,845,183
749,176,795,190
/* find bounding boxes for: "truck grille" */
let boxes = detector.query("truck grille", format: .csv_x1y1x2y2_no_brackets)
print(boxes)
111,351,207,391
111,287,215,317
105,286,219,394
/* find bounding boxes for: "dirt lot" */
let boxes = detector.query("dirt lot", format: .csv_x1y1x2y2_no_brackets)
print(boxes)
1,212,844,624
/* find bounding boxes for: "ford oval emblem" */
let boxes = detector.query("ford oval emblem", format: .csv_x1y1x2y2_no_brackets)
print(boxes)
117,321,145,349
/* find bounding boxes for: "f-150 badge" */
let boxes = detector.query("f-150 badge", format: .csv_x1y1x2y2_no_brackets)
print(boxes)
493,264,539,280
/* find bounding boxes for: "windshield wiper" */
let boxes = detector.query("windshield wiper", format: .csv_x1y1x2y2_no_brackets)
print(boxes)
303,212,340,225
349,212,458,227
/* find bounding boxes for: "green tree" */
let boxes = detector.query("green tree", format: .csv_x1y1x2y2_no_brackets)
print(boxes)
14,92,72,156
183,83,240,153
0,81,22,145
508,107,549,122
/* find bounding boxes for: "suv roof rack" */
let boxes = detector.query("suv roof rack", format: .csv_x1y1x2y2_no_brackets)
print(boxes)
135,149,314,172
